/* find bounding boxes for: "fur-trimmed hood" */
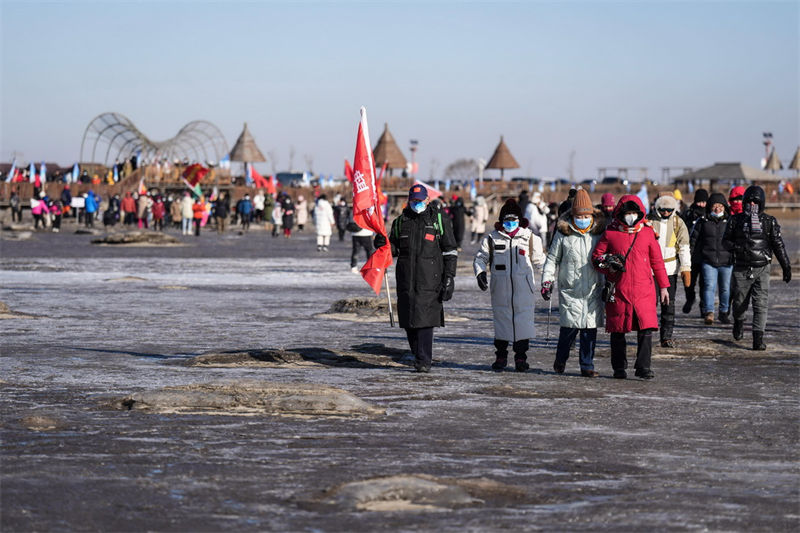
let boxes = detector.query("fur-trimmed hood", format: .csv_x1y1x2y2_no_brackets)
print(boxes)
556,208,606,236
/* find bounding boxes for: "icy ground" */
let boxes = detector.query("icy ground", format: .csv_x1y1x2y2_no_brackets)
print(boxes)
1,223,799,531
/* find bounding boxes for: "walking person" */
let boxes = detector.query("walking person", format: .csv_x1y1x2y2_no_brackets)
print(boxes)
374,184,458,373
151,195,166,231
469,196,489,244
334,198,351,242
263,193,275,233
313,194,335,252
541,189,606,377
280,193,295,238
180,192,194,235
84,190,99,228
449,195,466,251
691,193,733,325
49,200,63,232
10,189,22,223
295,195,308,232
350,225,375,273
473,199,545,372
593,195,670,380
723,185,791,350
136,191,150,229
271,199,282,237
253,190,265,224
647,194,691,346
682,188,708,314
31,192,49,230
192,196,205,236
121,192,136,226
214,192,230,233
524,191,549,249
237,194,253,232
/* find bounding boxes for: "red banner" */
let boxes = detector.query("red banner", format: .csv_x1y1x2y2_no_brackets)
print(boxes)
352,107,392,295
182,163,209,187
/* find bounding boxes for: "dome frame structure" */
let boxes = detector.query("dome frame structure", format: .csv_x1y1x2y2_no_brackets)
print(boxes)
80,112,230,165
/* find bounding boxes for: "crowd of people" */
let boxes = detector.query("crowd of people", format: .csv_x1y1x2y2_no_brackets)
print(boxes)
376,183,792,377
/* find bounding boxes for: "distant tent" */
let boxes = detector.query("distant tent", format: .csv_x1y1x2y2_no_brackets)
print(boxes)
789,146,800,176
229,123,266,163
764,149,783,172
485,136,519,179
672,162,783,187
372,123,407,176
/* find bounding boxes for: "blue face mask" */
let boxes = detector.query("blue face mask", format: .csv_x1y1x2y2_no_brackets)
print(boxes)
410,201,426,214
574,217,592,229
710,211,724,218
503,220,519,232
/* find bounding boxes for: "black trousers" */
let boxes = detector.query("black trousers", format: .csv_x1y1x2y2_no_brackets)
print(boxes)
610,329,654,372
494,338,530,361
351,235,375,267
658,274,678,341
405,327,434,367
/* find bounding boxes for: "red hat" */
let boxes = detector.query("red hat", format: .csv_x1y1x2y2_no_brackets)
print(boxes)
601,193,615,207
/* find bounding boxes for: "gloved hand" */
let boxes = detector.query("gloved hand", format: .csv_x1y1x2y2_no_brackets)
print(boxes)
373,234,387,249
476,271,488,291
439,276,454,302
784,267,792,283
681,270,692,287
540,281,553,301
606,254,626,273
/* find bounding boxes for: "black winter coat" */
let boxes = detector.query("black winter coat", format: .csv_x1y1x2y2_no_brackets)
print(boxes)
683,204,705,234
691,215,732,267
723,212,790,269
389,204,458,329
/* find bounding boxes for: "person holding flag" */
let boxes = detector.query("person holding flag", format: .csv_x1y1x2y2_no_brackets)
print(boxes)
374,184,458,373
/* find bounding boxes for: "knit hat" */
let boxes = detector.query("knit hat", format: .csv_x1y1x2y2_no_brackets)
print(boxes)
601,192,615,207
694,188,709,203
654,194,678,211
498,199,522,222
571,189,593,215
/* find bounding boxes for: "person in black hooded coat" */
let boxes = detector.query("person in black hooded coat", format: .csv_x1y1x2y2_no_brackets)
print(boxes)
374,184,458,373
723,185,791,350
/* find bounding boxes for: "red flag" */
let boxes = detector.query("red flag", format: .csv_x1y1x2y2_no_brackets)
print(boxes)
266,175,277,195
251,166,268,189
352,107,392,295
344,160,354,182
182,163,209,187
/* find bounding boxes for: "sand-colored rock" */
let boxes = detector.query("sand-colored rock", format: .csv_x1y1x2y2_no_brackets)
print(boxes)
19,415,65,431
185,344,412,369
317,297,468,323
315,474,529,512
0,301,36,319
91,231,182,246
109,380,385,417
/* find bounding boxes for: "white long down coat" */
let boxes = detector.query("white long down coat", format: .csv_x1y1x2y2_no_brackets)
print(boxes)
541,212,606,329
474,222,545,342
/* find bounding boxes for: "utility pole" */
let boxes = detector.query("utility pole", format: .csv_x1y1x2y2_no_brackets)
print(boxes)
409,139,418,179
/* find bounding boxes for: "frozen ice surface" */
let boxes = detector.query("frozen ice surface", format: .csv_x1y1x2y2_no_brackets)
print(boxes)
1,226,799,531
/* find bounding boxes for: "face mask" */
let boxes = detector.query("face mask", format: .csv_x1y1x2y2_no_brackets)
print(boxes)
624,214,639,226
503,220,519,232
710,211,724,218
410,201,426,214
574,217,591,230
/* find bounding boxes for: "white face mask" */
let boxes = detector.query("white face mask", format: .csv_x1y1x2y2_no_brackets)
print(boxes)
624,214,639,226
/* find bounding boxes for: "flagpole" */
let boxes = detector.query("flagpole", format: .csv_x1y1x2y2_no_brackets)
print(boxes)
384,269,394,327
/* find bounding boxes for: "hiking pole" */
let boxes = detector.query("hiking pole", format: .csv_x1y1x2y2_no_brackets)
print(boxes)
545,297,552,347
384,270,395,327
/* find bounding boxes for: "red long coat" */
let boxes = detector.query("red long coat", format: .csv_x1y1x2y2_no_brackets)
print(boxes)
592,195,669,333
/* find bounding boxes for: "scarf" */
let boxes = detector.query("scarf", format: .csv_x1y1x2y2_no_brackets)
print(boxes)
747,202,762,234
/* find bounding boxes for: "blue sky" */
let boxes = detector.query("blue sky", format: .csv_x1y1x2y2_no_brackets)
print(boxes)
1,0,798,179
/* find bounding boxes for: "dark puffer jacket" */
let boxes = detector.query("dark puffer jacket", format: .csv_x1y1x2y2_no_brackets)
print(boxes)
690,193,732,267
389,203,458,329
722,186,790,270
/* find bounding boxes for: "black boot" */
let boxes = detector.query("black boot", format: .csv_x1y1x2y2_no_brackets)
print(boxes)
753,331,766,351
682,290,695,314
718,311,730,324
733,319,744,341
514,356,529,372
491,356,507,371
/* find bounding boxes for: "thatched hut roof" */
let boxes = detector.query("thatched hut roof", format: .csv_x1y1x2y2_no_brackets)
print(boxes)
672,162,783,183
764,150,783,171
229,123,266,162
372,124,407,169
789,147,800,171
485,136,520,170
